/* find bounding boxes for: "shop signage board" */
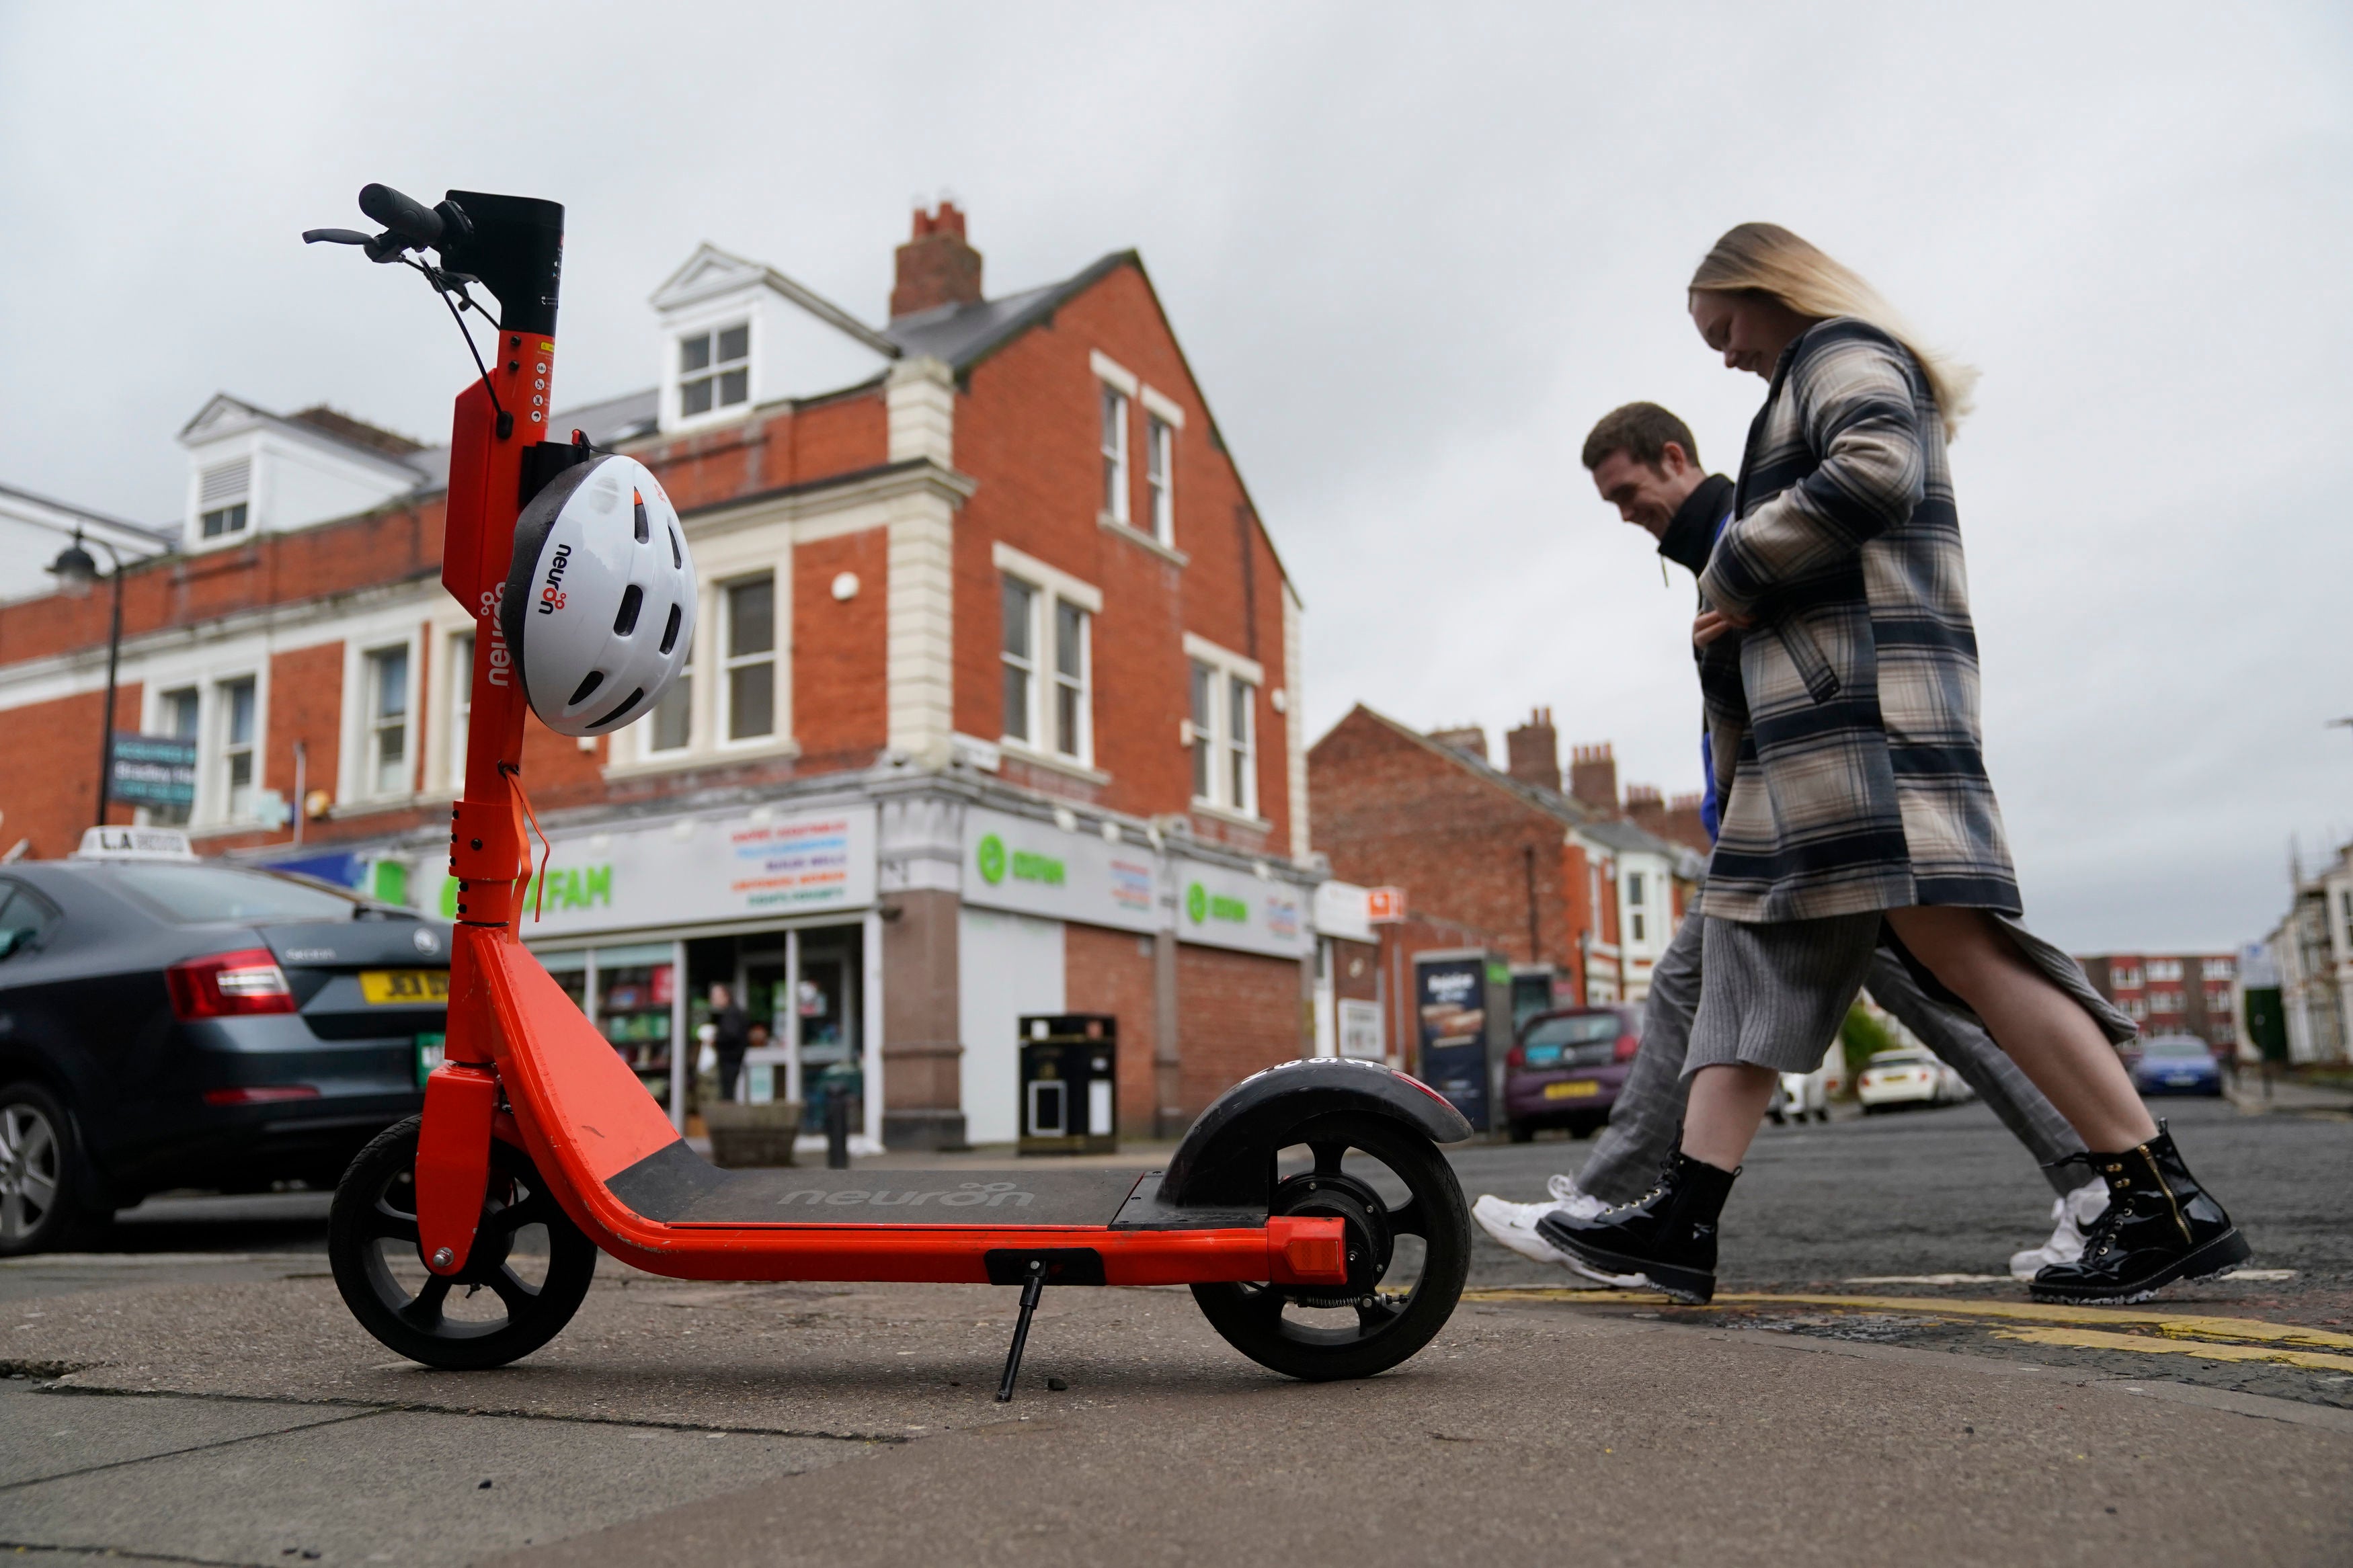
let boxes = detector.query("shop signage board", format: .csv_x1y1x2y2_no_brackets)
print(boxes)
1312,880,1375,944
110,733,197,807
1172,854,1313,959
960,806,1163,936
436,803,876,936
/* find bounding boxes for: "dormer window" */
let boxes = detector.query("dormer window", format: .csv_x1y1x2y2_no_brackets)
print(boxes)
679,323,750,418
199,459,251,538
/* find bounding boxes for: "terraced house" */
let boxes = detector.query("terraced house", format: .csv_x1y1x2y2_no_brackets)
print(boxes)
0,203,1328,1151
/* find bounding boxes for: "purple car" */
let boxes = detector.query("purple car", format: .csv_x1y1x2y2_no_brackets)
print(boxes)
1502,1005,1642,1143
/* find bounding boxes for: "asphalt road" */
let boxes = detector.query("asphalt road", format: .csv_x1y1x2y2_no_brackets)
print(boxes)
1,1091,2346,1565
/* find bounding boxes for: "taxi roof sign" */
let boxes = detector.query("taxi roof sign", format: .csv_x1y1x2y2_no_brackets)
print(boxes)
74,826,198,862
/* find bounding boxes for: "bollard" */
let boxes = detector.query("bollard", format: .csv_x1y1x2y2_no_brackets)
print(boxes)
825,1089,850,1169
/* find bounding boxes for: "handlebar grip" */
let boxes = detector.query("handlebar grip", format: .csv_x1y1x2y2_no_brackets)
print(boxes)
358,183,443,247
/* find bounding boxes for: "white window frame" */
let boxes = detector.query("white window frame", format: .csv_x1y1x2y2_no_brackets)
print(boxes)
444,628,475,791
362,643,413,798
1183,632,1264,822
197,457,251,541
719,571,779,747
993,542,1101,771
1140,385,1184,549
676,319,752,424
1091,351,1138,528
213,673,262,827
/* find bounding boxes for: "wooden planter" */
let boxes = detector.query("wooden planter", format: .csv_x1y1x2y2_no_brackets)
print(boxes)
702,1101,804,1169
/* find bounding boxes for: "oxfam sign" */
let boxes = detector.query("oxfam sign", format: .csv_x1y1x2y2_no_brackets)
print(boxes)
976,832,1065,890
1186,880,1248,926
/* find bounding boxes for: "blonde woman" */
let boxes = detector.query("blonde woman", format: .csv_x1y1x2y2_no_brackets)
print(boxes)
1539,224,2248,1306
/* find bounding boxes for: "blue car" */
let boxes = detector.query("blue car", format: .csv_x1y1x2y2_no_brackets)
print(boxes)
2130,1034,2223,1097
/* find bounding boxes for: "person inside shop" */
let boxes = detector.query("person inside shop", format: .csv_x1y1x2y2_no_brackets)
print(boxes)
709,982,750,1102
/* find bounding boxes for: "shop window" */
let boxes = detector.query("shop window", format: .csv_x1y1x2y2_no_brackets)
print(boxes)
216,676,257,823
723,574,775,741
1100,384,1129,523
678,322,750,419
364,645,409,796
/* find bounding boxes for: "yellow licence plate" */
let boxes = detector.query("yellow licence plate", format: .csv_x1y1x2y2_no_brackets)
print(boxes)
1543,1079,1600,1100
360,969,450,1005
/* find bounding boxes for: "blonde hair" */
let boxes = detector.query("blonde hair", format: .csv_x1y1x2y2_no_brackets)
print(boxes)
1690,222,1977,439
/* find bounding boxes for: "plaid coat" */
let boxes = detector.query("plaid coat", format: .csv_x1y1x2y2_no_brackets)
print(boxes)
1696,319,2020,922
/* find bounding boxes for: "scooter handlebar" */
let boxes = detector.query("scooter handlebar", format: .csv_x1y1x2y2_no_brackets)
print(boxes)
358,182,443,248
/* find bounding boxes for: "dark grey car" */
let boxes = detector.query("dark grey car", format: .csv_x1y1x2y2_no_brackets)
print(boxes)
0,857,447,1254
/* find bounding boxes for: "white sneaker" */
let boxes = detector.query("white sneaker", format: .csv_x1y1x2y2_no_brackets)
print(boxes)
1473,1182,1626,1278
2008,1178,2111,1281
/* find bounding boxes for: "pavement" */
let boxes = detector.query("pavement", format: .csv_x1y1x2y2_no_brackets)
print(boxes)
1,1098,2347,1566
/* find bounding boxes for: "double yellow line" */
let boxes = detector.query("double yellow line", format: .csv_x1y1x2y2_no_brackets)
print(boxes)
1461,1288,2353,1374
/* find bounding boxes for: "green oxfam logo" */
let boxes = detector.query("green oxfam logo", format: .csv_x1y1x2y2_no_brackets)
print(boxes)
1187,881,1248,925
976,833,1006,885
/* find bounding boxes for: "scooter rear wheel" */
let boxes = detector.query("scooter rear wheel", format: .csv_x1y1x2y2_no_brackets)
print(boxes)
1192,1112,1468,1382
329,1115,596,1370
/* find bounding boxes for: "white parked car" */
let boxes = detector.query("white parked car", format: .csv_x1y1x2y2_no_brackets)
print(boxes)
1856,1048,1973,1114
1767,1061,1831,1123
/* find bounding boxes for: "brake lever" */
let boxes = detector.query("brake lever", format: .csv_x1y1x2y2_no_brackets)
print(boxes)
303,229,372,245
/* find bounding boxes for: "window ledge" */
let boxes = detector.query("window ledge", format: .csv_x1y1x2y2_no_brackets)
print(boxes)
604,735,802,781
327,790,434,821
1189,800,1271,832
998,740,1111,786
1098,513,1188,566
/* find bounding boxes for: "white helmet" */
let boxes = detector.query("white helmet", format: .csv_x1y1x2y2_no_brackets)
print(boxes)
501,454,697,737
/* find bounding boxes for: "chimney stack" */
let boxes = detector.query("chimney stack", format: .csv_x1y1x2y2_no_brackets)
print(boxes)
1505,706,1560,792
1428,725,1489,764
1569,742,1618,815
1624,782,1665,833
891,201,984,319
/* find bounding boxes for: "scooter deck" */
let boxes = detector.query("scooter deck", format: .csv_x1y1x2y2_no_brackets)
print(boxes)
603,1143,1263,1230
467,932,1340,1287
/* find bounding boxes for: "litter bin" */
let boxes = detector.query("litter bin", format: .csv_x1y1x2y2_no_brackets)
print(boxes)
1018,1014,1117,1155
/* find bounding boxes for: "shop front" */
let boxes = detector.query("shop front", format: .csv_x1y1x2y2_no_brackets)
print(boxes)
427,798,882,1148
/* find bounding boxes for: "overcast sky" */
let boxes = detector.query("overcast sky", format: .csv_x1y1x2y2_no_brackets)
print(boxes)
2,3,2346,952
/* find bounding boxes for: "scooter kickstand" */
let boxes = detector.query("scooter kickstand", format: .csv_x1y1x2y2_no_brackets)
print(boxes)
995,1260,1047,1403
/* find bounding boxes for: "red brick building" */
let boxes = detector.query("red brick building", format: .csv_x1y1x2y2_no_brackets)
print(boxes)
2079,952,2240,1051
0,203,1320,1149
1309,704,1700,1057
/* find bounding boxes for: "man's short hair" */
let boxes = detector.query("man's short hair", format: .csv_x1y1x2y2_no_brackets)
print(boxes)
1581,403,1699,472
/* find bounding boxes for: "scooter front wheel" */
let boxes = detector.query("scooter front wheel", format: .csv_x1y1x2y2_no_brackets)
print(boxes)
328,1115,596,1370
1192,1111,1468,1382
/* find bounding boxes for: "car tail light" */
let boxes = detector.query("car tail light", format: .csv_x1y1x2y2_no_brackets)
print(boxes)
167,948,296,1020
1614,1033,1640,1063
1505,1044,1525,1071
202,1085,321,1106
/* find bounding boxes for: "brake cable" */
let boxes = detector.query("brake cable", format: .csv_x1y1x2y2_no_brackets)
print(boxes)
402,255,510,436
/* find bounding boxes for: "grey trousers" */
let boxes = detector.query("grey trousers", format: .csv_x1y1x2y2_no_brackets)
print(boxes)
1577,910,2088,1204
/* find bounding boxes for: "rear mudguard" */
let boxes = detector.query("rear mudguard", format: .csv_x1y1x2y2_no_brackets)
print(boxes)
1160,1058,1474,1209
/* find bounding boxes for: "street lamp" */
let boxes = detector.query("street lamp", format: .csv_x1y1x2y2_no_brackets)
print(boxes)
46,530,129,830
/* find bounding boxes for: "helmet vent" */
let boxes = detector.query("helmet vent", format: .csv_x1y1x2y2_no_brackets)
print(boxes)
659,603,683,656
612,583,643,637
633,489,650,544
589,688,647,731
670,526,683,569
566,669,606,708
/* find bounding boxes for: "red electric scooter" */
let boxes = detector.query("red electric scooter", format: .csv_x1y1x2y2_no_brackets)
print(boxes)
308,185,1472,1397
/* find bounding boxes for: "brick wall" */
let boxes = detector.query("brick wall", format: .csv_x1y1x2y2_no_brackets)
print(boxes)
265,645,343,807
1312,706,1587,979
950,261,1295,854
791,528,889,772
1174,944,1305,1118
1064,921,1160,1137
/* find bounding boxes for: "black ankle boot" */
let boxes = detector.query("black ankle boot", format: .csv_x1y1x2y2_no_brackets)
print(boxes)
1535,1151,1738,1305
2030,1120,2250,1305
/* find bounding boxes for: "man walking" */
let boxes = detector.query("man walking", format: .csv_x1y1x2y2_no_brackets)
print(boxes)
1472,404,2107,1282
708,982,750,1104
